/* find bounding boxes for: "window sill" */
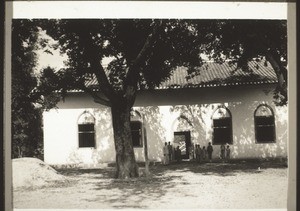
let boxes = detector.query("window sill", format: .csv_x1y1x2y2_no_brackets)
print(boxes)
255,141,276,144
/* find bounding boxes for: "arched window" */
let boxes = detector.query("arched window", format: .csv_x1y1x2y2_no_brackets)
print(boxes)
130,110,143,147
212,106,233,145
254,104,276,143
78,111,95,148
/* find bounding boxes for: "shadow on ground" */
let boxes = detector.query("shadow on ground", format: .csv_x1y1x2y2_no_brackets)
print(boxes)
56,168,115,178
96,175,180,208
56,158,287,179
151,158,287,176
54,159,287,208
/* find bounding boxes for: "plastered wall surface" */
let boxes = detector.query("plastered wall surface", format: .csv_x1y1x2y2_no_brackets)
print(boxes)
43,84,287,164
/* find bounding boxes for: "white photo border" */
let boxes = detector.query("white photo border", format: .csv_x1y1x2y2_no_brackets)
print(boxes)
4,1,296,211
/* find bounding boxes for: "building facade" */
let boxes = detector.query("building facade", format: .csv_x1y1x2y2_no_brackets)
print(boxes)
43,61,288,165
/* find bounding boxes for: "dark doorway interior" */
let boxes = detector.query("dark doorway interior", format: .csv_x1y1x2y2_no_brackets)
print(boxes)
174,131,191,159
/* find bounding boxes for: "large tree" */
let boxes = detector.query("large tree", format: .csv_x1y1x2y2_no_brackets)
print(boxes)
40,19,203,178
36,19,287,178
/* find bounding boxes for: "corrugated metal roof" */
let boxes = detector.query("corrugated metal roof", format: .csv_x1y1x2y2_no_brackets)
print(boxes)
74,60,278,92
158,60,277,89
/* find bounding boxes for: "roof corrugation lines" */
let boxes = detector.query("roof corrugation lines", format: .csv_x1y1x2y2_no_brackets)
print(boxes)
158,60,277,89
75,60,278,92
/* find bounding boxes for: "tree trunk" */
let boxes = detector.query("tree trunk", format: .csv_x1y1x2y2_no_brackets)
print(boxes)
111,103,139,179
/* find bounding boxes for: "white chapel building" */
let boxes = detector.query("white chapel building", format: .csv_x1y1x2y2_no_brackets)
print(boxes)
43,60,288,166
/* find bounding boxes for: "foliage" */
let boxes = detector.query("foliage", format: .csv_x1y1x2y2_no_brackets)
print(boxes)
11,20,59,158
193,20,287,105
39,20,204,95
38,19,287,106
12,19,39,158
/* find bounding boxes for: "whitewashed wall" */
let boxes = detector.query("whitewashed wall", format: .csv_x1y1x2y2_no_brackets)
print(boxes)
43,108,115,165
43,84,287,165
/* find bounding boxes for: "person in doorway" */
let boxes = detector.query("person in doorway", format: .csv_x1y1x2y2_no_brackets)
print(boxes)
207,142,213,162
198,145,203,163
220,144,226,161
172,144,176,162
194,144,198,162
189,144,195,161
225,144,231,162
168,142,173,162
163,142,170,165
196,144,201,163
202,146,207,162
175,146,181,163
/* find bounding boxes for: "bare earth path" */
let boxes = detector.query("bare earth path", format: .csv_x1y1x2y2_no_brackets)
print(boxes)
13,161,287,209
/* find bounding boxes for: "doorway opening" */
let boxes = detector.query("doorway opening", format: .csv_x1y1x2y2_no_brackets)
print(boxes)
173,131,191,160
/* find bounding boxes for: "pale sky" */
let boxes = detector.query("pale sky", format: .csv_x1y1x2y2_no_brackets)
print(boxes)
35,30,67,73
36,49,67,73
35,30,112,73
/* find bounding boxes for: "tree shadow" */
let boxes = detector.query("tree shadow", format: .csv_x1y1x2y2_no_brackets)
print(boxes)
91,173,181,208
56,167,115,178
131,100,287,166
55,158,286,208
150,159,287,177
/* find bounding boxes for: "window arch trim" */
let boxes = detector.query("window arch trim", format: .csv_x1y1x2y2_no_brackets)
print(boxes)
211,105,232,120
77,110,95,124
254,104,275,117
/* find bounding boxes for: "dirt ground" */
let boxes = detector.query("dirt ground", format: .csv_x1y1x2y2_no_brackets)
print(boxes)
13,160,288,209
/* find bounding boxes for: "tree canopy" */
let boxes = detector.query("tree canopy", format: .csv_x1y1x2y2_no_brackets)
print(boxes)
194,20,287,105
38,19,287,105
12,19,42,158
39,20,206,104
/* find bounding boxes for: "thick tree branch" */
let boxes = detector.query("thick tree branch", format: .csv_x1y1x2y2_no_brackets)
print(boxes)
125,21,163,85
79,85,111,107
77,32,118,102
265,51,287,100
240,35,287,103
132,21,163,70
123,21,163,105
251,36,288,90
